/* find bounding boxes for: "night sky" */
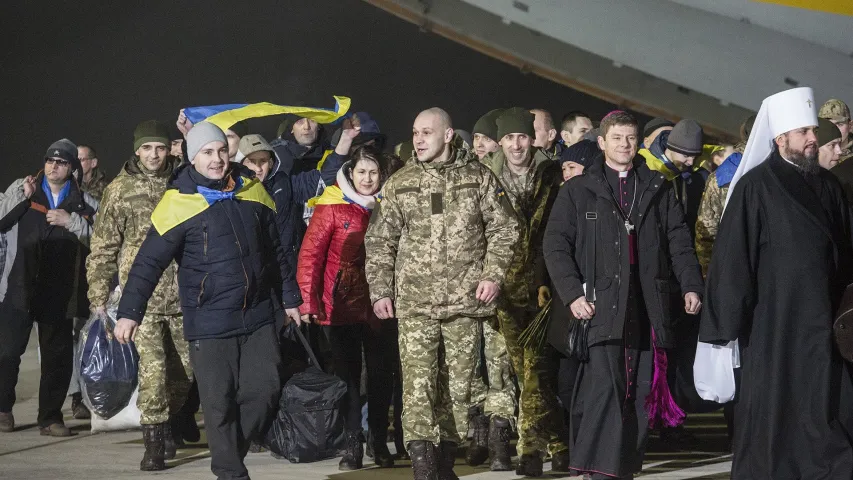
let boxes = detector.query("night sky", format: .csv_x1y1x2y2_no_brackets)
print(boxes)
2,0,635,185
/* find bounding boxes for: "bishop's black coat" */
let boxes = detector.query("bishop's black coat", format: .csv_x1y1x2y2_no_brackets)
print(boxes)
700,152,853,479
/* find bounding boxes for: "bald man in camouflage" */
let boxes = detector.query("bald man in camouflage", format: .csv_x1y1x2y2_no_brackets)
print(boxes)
366,107,519,480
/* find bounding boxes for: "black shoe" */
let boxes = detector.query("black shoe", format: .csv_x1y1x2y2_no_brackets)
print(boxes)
488,416,512,471
438,441,459,480
516,453,544,477
660,425,699,450
465,407,489,466
164,422,177,460
395,428,411,460
550,450,570,473
140,424,166,471
338,430,364,470
371,430,395,468
71,393,90,420
409,440,438,480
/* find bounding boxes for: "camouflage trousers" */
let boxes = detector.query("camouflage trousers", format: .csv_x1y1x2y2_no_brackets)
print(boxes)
136,314,192,425
499,306,568,457
469,319,517,422
398,314,480,445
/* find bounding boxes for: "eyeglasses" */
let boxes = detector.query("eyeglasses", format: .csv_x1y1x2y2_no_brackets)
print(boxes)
45,158,71,167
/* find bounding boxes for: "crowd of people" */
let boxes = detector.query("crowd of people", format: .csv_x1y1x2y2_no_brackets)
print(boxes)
0,89,852,480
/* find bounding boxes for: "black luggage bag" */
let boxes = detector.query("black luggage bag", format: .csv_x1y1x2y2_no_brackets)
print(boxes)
266,324,347,463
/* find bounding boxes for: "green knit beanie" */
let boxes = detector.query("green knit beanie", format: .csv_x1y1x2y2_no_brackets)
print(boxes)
496,107,536,141
818,118,842,147
133,120,170,151
472,109,504,142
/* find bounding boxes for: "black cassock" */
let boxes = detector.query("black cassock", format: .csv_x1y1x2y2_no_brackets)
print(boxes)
700,152,853,479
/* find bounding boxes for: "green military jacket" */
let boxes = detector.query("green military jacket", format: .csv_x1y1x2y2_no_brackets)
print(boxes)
365,146,520,319
81,167,109,202
86,156,182,315
480,148,560,308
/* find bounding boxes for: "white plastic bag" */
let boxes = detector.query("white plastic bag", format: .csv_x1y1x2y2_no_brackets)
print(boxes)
90,387,141,433
693,340,740,403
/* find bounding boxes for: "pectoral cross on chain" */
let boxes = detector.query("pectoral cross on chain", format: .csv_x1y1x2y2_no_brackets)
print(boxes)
625,220,635,234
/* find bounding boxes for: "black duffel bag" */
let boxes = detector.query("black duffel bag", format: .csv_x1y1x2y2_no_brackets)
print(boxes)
266,324,347,463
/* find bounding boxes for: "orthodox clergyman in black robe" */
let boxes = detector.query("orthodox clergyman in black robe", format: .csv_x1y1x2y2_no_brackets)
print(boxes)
700,86,853,479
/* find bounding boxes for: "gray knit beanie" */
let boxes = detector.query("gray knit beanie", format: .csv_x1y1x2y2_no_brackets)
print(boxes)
186,122,227,164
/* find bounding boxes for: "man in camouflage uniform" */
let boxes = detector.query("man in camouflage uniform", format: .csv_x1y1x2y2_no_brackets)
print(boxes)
819,99,852,164
695,115,754,274
86,120,191,471
465,107,517,471
481,108,569,476
365,107,519,480
77,144,109,201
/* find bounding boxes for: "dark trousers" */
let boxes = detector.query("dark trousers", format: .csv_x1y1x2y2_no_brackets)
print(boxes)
557,353,580,447
324,321,397,439
190,323,282,480
0,300,72,427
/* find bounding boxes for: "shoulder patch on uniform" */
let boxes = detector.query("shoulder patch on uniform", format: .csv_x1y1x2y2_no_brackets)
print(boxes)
496,186,506,197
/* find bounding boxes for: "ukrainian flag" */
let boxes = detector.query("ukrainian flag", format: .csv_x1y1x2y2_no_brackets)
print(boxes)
183,96,351,132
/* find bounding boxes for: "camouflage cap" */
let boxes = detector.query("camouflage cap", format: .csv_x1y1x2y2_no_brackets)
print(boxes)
819,99,850,122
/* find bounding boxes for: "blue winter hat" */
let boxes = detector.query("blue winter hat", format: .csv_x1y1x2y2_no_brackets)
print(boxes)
559,139,600,168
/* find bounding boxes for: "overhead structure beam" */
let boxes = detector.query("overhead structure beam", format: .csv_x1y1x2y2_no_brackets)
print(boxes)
363,0,754,141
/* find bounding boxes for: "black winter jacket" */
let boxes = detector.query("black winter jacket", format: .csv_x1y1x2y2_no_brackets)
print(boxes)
543,157,703,348
269,138,342,246
117,164,301,340
0,173,96,317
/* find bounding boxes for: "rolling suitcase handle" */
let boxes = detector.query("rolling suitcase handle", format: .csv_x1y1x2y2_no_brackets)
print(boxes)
291,323,323,369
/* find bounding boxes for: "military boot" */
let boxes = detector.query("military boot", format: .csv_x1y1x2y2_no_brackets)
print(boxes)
338,430,364,470
551,450,571,473
488,415,513,471
163,421,177,460
438,441,459,480
140,424,166,471
465,406,489,466
409,440,438,480
516,452,544,477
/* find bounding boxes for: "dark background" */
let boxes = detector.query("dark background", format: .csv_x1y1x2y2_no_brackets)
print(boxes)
1,0,641,184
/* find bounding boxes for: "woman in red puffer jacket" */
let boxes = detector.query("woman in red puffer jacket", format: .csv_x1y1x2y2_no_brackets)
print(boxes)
297,145,400,470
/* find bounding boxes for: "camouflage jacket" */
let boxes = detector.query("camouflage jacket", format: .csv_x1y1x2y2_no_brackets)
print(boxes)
81,167,109,202
694,172,727,276
86,156,182,315
480,148,560,308
365,146,520,319
840,138,853,165
694,142,744,276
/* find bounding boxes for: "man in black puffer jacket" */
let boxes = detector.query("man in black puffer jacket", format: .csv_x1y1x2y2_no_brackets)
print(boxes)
116,122,302,480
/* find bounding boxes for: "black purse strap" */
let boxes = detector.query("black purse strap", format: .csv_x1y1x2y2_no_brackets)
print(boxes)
585,212,597,303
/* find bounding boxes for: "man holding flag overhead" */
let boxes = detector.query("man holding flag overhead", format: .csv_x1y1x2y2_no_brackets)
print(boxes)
115,122,302,480
699,87,853,479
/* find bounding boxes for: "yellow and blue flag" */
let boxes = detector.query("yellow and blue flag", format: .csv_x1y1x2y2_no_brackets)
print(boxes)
183,96,351,132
